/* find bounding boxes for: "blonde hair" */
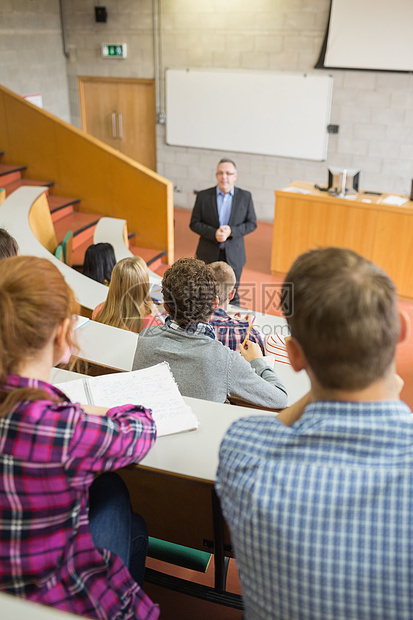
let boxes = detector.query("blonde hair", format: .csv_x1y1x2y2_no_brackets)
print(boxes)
209,261,236,304
0,256,79,416
95,256,154,333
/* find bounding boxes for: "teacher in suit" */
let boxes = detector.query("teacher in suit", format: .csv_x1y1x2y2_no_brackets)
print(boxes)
189,158,257,306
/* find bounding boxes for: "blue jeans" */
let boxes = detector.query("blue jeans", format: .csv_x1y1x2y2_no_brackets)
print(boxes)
89,472,148,587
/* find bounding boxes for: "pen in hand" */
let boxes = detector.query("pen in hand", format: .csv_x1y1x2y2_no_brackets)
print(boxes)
242,316,256,347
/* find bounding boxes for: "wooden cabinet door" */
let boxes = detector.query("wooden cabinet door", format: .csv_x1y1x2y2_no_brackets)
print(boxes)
78,77,156,171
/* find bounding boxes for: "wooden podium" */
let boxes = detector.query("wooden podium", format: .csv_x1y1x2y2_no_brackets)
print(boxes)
271,181,413,300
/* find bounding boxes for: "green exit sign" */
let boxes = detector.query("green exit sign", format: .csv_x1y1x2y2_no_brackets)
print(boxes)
101,43,127,59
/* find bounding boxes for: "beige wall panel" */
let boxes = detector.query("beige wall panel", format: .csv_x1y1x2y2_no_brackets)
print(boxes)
108,154,173,259
2,98,59,182
54,125,113,212
0,91,11,156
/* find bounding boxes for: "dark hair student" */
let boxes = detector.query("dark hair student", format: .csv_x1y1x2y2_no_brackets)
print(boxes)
83,242,116,285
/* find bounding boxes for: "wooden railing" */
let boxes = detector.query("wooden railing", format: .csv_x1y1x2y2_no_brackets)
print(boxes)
0,84,174,264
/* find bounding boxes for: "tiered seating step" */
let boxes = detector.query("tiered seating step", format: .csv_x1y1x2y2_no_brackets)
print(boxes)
72,238,95,268
54,212,100,249
2,178,54,196
48,196,81,222
151,263,169,277
0,156,168,277
129,245,167,271
0,163,27,186
0,162,54,196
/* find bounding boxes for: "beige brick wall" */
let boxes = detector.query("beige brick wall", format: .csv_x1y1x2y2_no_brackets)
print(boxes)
0,0,71,123
2,0,413,221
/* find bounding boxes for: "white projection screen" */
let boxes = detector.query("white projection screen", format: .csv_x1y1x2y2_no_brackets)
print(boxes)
321,0,413,71
166,69,333,161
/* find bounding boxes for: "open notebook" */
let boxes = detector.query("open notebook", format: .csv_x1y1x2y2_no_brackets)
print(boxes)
54,362,199,438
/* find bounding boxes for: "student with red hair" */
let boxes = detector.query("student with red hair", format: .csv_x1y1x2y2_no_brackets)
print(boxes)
0,256,158,619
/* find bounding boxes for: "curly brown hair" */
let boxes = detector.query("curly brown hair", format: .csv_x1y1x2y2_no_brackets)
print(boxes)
162,257,217,327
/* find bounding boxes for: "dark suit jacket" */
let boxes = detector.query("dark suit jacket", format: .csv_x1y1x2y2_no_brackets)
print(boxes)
189,186,257,273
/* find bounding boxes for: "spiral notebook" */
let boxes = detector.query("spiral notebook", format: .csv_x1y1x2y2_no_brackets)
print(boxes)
54,362,199,437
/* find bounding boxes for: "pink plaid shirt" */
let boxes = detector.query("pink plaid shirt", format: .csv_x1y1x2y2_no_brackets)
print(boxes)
0,373,159,619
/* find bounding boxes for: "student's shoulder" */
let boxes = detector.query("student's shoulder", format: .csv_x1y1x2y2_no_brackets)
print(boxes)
138,323,166,341
219,414,292,463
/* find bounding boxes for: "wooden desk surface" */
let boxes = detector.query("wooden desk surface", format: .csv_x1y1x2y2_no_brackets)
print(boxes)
51,367,262,481
275,180,413,214
51,367,282,554
75,320,138,371
51,367,308,482
140,396,276,481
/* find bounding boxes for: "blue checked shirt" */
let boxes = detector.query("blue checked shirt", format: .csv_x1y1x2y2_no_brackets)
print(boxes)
216,399,413,619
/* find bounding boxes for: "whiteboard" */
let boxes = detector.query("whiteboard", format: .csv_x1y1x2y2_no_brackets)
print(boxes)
166,69,333,161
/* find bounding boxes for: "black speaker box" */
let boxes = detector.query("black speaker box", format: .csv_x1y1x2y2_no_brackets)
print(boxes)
95,6,107,23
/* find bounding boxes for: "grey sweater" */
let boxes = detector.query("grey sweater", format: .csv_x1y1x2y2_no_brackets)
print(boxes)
132,325,288,409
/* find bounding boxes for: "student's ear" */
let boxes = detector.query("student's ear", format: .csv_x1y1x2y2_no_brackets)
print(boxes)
285,336,307,373
53,317,71,365
228,288,236,301
214,296,219,309
163,303,170,315
55,317,71,349
398,309,410,344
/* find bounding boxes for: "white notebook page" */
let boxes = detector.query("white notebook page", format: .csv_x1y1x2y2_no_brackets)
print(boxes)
87,363,199,437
